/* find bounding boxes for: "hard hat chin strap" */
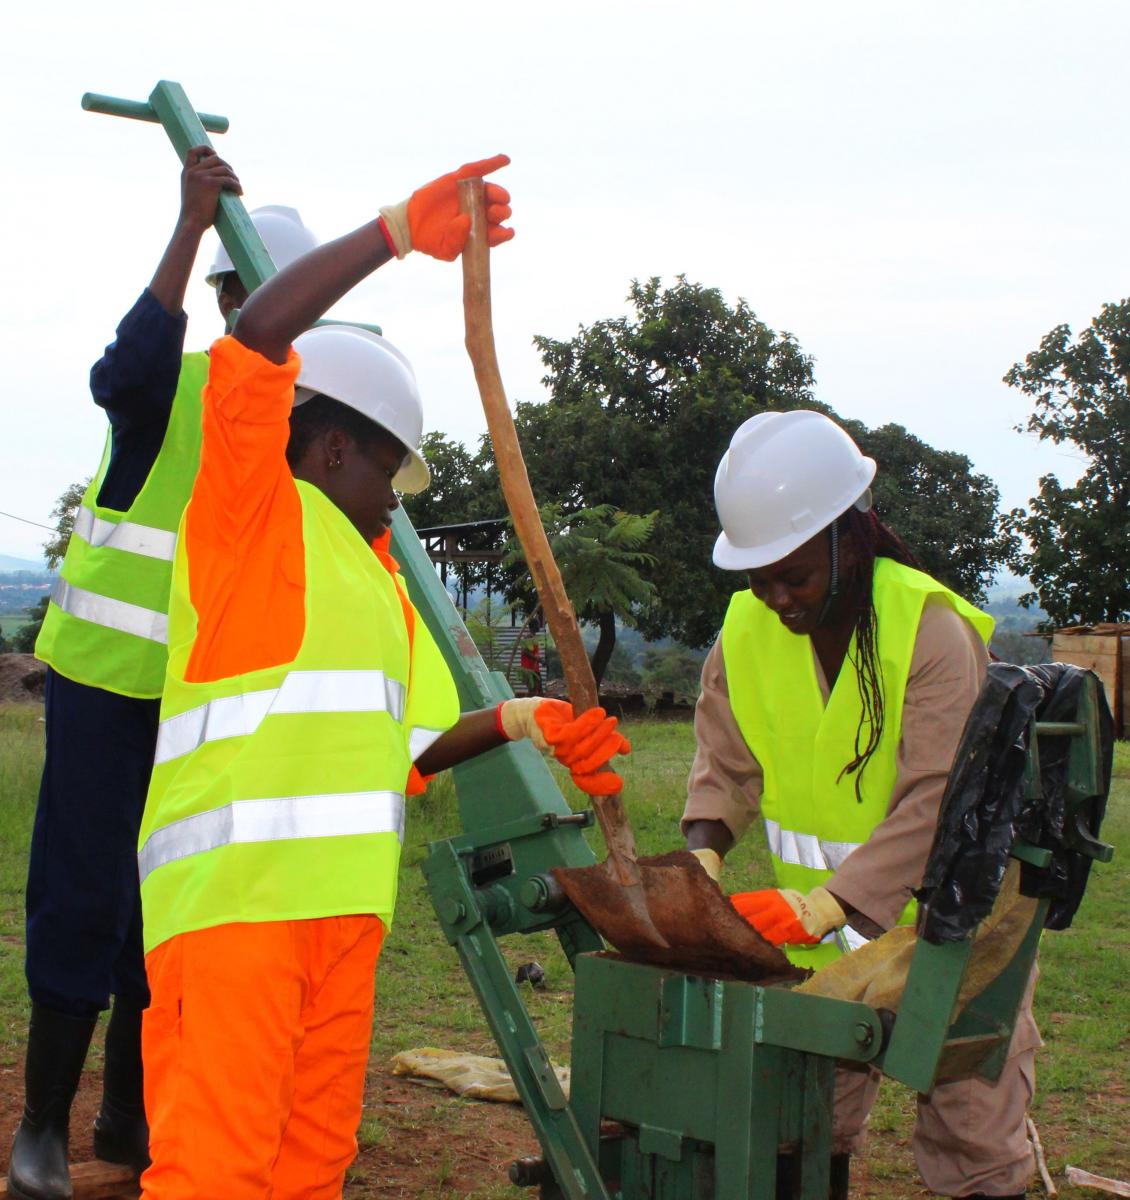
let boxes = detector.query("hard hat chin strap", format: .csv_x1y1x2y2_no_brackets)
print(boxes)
816,519,840,628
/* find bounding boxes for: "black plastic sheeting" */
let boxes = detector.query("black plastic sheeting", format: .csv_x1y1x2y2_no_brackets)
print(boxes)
916,663,1113,945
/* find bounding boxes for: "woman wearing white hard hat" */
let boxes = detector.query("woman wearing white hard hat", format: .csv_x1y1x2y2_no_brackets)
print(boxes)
134,155,629,1200
683,411,1038,1200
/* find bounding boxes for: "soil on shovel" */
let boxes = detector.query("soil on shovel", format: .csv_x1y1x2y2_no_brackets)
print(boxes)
554,849,804,982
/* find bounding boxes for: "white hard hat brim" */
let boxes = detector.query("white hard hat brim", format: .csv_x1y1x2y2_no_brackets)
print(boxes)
712,484,875,572
393,448,431,495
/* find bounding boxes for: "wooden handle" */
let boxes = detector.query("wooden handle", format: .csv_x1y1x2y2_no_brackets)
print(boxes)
458,178,598,714
458,178,640,879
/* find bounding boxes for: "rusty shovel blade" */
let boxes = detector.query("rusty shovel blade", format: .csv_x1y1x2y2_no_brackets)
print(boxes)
553,850,801,981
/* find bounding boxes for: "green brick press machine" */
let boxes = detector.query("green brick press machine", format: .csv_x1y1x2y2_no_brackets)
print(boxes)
83,82,1116,1200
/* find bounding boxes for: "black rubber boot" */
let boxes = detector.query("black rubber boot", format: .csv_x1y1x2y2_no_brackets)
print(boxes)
92,999,150,1172
829,1153,850,1200
8,1004,97,1200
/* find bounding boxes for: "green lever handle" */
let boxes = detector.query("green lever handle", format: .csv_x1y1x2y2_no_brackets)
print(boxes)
81,92,229,133
82,80,275,294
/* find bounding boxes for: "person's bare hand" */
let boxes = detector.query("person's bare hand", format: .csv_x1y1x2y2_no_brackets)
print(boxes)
178,145,241,235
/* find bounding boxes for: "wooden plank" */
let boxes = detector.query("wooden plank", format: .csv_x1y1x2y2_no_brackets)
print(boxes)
1027,1117,1058,1199
1052,636,1123,738
0,1161,139,1199
1053,636,1119,660
1065,1165,1130,1196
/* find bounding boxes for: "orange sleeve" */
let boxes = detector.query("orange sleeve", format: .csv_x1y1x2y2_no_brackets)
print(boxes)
183,336,307,684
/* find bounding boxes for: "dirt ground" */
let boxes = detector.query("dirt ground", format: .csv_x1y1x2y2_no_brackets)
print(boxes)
0,1060,540,1199
0,655,45,705
2,1053,1121,1197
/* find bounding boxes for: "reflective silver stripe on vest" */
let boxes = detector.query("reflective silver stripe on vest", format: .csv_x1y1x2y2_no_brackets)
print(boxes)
408,726,445,762
763,817,862,873
826,924,869,953
155,670,408,766
51,578,168,644
138,789,406,883
73,507,178,562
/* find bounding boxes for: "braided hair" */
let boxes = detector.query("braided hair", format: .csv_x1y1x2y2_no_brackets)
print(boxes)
831,507,921,801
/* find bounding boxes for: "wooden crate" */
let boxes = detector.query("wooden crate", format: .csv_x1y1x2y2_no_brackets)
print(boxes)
1051,632,1126,737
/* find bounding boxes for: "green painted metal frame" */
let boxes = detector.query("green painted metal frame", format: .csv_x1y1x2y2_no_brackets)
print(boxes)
570,954,881,1200
559,679,1113,1199
391,511,615,1200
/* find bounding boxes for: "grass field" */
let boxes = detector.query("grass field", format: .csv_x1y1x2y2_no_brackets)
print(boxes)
0,706,1126,1196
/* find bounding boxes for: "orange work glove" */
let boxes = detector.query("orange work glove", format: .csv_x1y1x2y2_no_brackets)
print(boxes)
379,154,514,261
496,700,630,795
729,887,845,947
537,704,631,795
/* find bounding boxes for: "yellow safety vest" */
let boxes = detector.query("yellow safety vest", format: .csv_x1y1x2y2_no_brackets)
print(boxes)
138,480,460,953
721,558,993,968
36,354,209,699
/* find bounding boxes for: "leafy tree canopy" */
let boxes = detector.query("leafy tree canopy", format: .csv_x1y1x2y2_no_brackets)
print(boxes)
10,596,48,654
410,277,1013,647
513,277,818,646
44,479,88,570
7,480,88,655
503,504,657,684
513,278,1010,643
1003,301,1130,625
845,422,1014,604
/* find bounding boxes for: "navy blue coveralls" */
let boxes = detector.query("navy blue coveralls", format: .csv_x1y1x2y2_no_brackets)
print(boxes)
26,291,188,1017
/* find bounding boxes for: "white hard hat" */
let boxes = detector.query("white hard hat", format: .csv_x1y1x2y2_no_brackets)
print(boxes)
712,410,876,571
205,205,318,286
292,325,430,494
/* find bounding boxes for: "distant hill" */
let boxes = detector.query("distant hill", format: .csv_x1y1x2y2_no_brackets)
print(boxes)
0,553,51,574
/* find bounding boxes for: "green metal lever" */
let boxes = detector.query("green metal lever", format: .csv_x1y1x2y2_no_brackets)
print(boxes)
82,80,276,294
85,81,381,337
81,92,229,133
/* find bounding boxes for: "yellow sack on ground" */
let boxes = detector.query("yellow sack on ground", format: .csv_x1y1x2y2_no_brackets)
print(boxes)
390,1047,571,1104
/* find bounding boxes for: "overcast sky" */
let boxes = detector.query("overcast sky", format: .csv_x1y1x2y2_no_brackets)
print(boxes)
2,0,1126,564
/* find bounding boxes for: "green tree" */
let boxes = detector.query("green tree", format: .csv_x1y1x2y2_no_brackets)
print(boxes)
600,640,642,688
640,643,707,704
11,596,48,654
402,433,487,531
846,423,1016,604
9,480,87,654
505,505,658,685
515,276,818,647
507,277,1011,644
1003,302,1130,625
43,479,88,569
988,628,1050,666
401,432,504,607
